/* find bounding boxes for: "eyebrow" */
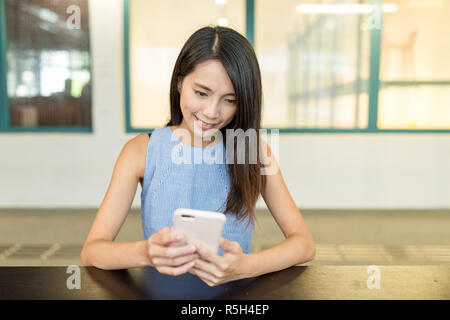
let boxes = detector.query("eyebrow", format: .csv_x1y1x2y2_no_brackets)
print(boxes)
194,82,236,97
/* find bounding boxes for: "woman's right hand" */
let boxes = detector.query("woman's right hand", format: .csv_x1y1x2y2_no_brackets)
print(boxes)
146,226,199,276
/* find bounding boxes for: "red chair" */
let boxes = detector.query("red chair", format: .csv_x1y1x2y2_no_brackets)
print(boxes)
381,29,419,79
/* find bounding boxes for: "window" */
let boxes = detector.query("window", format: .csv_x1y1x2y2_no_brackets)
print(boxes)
123,0,450,133
256,0,373,129
378,0,450,129
0,0,92,131
125,0,246,131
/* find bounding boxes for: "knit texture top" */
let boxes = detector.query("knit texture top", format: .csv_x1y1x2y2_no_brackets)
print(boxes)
140,125,254,255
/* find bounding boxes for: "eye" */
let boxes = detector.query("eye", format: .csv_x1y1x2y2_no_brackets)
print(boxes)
226,99,237,104
195,90,207,97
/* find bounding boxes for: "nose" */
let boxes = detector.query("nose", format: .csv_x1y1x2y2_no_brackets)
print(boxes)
202,101,220,121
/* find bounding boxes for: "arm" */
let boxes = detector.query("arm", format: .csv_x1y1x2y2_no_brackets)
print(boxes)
243,234,314,278
80,134,151,270
81,240,150,270
81,134,199,273
242,140,315,278
188,140,315,285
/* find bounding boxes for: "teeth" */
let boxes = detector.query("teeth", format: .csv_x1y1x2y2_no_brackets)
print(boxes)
195,115,215,126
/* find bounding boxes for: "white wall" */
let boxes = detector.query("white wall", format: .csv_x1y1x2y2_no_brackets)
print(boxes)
1,0,449,210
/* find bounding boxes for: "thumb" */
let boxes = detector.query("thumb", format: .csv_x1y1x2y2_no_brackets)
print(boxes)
154,227,180,245
219,237,239,253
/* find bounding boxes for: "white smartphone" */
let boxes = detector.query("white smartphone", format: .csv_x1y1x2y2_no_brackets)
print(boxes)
172,208,226,253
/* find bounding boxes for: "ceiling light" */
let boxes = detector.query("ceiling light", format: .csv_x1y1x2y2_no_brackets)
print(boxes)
296,4,398,14
218,17,228,26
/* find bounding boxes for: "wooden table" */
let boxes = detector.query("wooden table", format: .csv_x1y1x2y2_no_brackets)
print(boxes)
0,265,449,300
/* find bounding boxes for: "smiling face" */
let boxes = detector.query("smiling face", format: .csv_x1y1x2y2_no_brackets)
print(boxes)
175,59,237,148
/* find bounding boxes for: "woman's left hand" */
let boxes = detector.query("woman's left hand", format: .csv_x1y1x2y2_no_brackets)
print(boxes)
188,237,249,286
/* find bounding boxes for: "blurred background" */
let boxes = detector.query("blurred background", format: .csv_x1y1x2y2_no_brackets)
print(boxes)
0,0,449,266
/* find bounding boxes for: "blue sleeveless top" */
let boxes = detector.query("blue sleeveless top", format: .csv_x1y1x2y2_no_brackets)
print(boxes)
140,125,254,255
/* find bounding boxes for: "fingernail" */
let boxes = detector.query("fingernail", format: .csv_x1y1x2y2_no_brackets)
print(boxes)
175,234,183,241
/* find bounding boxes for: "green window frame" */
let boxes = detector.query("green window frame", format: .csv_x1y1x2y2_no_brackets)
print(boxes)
0,0,9,131
119,0,450,134
0,0,92,133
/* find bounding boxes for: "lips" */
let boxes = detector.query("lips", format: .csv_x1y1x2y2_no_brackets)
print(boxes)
194,114,217,129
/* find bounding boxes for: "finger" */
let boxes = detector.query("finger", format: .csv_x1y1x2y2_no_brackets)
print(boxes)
190,267,217,286
193,258,223,278
195,242,222,265
151,243,197,259
190,270,215,287
153,253,199,267
219,238,240,254
171,231,185,243
157,260,195,277
169,236,189,248
151,227,180,246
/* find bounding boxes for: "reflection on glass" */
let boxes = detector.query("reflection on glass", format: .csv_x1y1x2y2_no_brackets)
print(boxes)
257,0,372,129
6,0,91,128
379,0,450,129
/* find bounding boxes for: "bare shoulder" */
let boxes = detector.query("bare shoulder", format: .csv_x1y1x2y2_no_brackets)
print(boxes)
124,133,150,180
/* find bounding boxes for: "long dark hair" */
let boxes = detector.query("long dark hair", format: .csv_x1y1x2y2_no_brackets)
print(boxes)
165,25,266,227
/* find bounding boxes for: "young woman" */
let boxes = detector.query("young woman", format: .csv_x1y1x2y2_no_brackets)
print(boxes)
81,26,315,287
